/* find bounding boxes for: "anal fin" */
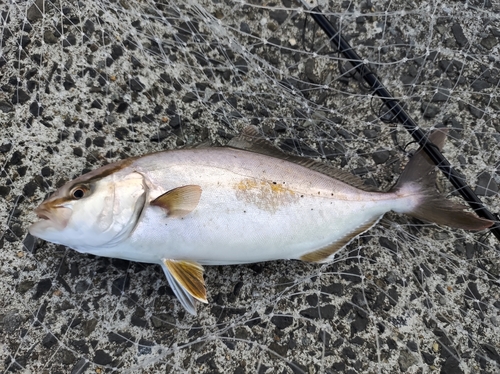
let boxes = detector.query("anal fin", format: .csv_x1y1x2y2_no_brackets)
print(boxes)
300,218,379,263
160,259,208,315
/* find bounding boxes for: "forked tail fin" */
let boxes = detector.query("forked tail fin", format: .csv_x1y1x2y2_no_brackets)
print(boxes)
391,129,494,231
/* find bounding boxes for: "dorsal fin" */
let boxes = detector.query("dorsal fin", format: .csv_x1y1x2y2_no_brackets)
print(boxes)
227,125,289,159
227,126,377,192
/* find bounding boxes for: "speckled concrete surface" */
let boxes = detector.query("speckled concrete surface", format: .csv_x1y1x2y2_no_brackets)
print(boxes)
1,0,499,373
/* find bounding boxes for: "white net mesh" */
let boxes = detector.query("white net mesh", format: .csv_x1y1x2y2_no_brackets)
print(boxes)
1,0,499,373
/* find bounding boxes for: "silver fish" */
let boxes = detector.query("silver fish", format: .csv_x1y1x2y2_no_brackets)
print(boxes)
29,126,493,314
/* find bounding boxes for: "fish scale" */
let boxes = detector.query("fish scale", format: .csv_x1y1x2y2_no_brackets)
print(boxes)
126,148,391,264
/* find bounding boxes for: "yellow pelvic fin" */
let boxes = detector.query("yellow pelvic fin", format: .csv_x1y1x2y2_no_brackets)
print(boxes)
300,219,378,263
163,259,208,303
151,185,202,218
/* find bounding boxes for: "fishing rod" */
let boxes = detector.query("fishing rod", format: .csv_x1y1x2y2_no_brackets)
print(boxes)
300,0,500,241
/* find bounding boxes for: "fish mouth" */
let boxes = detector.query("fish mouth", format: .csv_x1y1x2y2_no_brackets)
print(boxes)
36,211,51,220
30,204,72,237
35,205,55,221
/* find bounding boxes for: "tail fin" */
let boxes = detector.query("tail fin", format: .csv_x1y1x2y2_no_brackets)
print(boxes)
391,128,494,231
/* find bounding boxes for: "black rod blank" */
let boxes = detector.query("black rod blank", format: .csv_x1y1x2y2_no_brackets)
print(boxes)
301,2,500,240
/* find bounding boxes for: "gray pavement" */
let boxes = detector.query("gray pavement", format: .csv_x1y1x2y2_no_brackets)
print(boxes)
1,0,499,373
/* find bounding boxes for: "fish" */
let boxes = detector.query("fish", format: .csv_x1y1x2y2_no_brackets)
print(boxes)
28,126,494,315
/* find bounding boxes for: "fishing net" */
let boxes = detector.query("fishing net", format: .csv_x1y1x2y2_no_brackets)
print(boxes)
1,0,499,373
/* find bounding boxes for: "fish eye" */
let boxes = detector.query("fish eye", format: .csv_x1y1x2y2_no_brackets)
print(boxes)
71,186,88,200
73,189,84,199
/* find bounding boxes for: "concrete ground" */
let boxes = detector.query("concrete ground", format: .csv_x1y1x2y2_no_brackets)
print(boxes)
1,0,499,373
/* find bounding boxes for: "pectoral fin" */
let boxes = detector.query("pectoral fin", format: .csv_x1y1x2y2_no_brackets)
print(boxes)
151,185,202,218
160,259,208,315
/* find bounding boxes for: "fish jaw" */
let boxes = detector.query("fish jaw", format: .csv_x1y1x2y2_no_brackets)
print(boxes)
29,202,73,242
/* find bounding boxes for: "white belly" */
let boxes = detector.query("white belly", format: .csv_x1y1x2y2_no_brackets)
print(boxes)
114,186,396,265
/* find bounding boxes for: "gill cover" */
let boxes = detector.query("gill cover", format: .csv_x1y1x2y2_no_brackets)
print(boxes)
93,171,148,247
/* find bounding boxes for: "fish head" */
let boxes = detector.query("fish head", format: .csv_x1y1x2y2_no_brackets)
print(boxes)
29,161,147,250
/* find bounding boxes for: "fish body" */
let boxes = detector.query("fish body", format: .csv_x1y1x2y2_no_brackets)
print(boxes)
29,127,493,314
65,147,408,264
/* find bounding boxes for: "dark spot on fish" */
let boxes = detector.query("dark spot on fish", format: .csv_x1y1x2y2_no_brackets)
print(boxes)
273,181,277,184
301,195,304,198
